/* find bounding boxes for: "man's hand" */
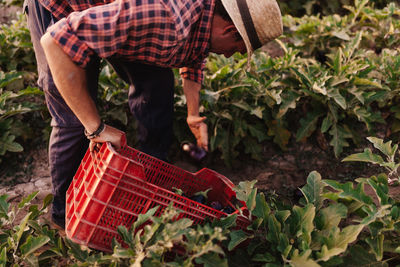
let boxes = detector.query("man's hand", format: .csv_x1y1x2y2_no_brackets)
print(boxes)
187,115,208,151
89,124,126,152
182,78,208,151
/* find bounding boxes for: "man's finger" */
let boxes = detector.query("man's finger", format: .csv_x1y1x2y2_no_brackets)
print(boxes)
89,140,96,152
199,123,208,151
89,141,99,152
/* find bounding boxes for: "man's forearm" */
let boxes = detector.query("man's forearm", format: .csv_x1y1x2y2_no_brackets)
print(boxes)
182,78,202,116
40,32,101,133
182,78,208,150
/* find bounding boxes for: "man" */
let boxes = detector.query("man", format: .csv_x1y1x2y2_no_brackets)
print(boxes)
26,0,282,228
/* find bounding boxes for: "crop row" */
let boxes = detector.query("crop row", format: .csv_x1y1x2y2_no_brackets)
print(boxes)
0,1,399,167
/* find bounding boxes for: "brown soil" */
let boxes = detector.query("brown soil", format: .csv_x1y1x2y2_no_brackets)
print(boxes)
173,130,392,200
2,124,396,207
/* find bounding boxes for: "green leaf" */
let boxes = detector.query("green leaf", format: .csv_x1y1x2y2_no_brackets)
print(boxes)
20,235,50,257
24,254,39,267
317,204,347,231
210,65,232,81
361,205,391,225
346,31,363,59
266,215,281,244
38,249,61,262
296,111,323,141
232,101,251,112
246,186,257,213
317,245,344,262
15,212,31,246
247,123,268,142
266,120,291,150
228,230,251,251
0,71,22,88
234,180,257,203
333,30,350,41
252,252,275,263
0,247,6,266
329,124,350,157
41,194,53,211
253,193,270,223
251,107,264,119
275,210,290,225
312,82,327,95
293,205,315,245
18,191,38,209
141,222,161,246
0,133,23,154
0,195,10,218
212,214,237,229
195,253,228,267
342,148,385,165
243,137,263,161
366,176,388,206
133,206,159,230
324,180,373,204
390,206,400,220
299,171,324,210
332,48,343,75
290,249,320,267
365,234,384,261
328,89,347,110
367,137,398,160
353,77,383,89
317,225,364,261
112,246,134,259
277,233,290,256
321,115,334,133
65,238,89,262
277,91,300,119
291,67,312,88
342,245,388,267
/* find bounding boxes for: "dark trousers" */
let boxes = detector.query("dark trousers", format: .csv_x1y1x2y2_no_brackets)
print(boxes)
24,0,175,220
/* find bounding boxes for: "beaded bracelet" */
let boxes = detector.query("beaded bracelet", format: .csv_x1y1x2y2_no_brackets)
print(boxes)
84,121,105,139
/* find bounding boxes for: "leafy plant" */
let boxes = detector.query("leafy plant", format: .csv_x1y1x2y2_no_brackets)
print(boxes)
175,1,400,166
0,192,69,266
279,0,395,19
0,71,44,163
110,205,227,266
225,167,400,266
0,13,36,73
1,136,400,266
343,136,400,183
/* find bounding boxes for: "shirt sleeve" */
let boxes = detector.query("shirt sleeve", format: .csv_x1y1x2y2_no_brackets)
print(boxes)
179,61,205,84
48,18,95,67
47,0,177,68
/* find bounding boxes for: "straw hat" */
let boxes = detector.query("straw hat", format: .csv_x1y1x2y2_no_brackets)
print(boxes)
221,0,283,59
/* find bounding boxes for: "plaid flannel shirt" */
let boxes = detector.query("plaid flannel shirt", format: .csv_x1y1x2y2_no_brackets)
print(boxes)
43,0,215,83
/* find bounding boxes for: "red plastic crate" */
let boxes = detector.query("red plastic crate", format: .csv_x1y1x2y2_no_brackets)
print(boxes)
66,142,250,252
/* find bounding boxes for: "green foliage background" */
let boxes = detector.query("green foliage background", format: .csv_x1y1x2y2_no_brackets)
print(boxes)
0,1,400,265
0,0,399,168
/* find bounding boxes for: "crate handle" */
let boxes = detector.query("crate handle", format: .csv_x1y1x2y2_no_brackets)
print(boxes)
89,132,127,171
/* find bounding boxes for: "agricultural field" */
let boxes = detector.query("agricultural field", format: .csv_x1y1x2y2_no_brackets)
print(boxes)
0,0,399,266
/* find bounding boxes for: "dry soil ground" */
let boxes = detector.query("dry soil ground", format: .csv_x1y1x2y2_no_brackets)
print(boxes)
0,133,387,211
